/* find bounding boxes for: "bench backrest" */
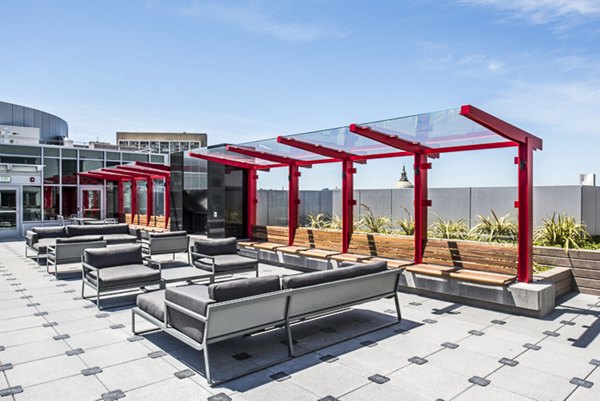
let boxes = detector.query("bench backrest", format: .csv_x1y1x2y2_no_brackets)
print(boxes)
252,225,288,244
293,228,341,251
204,291,290,343
287,269,400,320
348,232,414,260
423,238,518,275
55,241,107,263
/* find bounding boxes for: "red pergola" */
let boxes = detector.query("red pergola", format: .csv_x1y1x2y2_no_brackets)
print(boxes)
190,105,542,282
78,161,171,228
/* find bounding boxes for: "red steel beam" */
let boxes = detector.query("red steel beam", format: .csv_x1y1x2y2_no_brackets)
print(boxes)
103,169,157,180
517,142,534,282
414,153,430,264
164,176,170,229
341,159,355,253
247,168,258,239
147,179,154,226
117,180,124,222
350,124,432,154
117,165,170,178
424,141,517,155
288,164,300,245
131,179,138,224
460,105,543,150
133,161,170,171
277,136,358,161
226,144,303,165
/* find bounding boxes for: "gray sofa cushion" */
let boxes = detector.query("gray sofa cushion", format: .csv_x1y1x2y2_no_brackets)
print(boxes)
84,245,143,268
33,226,67,239
137,290,166,321
102,233,138,245
66,223,130,238
282,261,388,289
207,275,281,302
56,235,103,244
86,264,160,288
32,238,56,252
165,285,214,343
193,237,237,256
148,230,187,239
193,254,257,273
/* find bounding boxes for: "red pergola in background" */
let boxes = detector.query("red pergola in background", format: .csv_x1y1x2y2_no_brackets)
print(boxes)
191,105,543,283
78,161,170,228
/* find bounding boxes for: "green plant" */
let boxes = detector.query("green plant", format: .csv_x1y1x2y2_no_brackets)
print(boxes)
534,213,591,251
356,204,391,234
429,215,469,239
305,212,329,229
396,206,415,235
470,210,518,243
327,214,343,230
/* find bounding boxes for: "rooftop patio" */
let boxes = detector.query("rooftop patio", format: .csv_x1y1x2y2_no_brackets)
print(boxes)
1,239,599,401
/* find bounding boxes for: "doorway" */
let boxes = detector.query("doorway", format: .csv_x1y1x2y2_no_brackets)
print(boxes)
0,187,20,237
79,186,104,220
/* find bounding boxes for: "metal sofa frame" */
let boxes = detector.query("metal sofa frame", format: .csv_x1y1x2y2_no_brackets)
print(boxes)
47,240,107,278
190,246,259,283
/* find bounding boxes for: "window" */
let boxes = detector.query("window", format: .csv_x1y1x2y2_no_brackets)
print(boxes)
61,187,77,218
79,150,103,159
43,186,60,220
43,147,60,157
106,152,120,161
61,149,77,158
62,159,77,185
122,153,148,162
23,186,41,221
79,160,103,173
0,145,41,156
43,158,60,184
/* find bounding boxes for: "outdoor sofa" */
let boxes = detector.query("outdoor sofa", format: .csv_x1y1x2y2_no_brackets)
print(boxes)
47,236,107,278
82,244,161,309
140,230,190,262
132,260,402,385
190,237,258,282
26,224,141,263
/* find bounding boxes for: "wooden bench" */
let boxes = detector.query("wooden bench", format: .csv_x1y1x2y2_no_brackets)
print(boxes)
407,238,517,286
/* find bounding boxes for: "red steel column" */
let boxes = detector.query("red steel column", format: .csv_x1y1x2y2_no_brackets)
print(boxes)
146,179,154,226
288,164,300,245
342,159,356,253
414,153,430,264
247,168,258,239
117,180,124,222
131,179,138,224
517,141,534,282
164,177,170,229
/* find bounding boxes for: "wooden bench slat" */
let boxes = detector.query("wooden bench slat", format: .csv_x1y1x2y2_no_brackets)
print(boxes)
253,242,286,251
448,269,516,286
330,253,372,263
366,257,412,270
406,264,458,276
237,241,257,247
278,246,308,255
298,249,341,259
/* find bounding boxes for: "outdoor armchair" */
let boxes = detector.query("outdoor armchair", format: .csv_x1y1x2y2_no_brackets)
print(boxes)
47,236,106,278
190,237,258,282
140,231,190,262
82,244,161,309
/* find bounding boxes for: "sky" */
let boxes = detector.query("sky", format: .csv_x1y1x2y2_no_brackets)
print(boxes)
2,0,600,189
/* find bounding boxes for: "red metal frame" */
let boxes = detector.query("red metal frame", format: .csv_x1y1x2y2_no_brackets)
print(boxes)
247,168,258,239
350,124,432,153
133,161,170,171
189,152,278,170
131,179,138,223
117,180,124,222
146,178,154,226
413,153,429,264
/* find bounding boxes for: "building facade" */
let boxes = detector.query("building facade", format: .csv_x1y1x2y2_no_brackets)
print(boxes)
116,132,207,155
0,101,68,145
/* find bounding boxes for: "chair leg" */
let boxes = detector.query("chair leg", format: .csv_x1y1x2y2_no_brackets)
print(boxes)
81,280,86,299
285,321,295,357
131,311,137,334
394,292,402,322
96,287,101,310
203,346,212,386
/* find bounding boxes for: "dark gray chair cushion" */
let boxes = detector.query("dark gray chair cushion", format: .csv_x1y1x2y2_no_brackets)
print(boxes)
193,237,237,256
166,285,214,343
207,275,281,302
84,245,143,268
102,233,138,245
137,290,166,321
66,223,130,238
32,238,56,252
86,264,160,288
193,254,257,273
282,261,388,289
33,226,67,239
56,235,103,244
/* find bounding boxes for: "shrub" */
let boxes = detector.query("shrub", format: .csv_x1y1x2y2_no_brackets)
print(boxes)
356,204,391,234
305,213,329,229
429,215,469,239
396,206,415,235
534,213,591,251
470,210,518,243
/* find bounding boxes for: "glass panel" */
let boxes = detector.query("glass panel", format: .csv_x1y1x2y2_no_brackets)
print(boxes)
0,145,41,156
79,150,103,159
106,151,120,160
106,183,118,219
106,161,121,167
0,189,17,230
61,187,77,218
150,155,164,163
122,153,148,162
0,156,41,164
81,189,101,219
43,158,60,184
137,180,147,214
237,137,326,162
62,159,77,185
79,160,103,172
43,147,60,157
123,182,131,214
43,186,60,220
23,186,41,221
61,148,77,158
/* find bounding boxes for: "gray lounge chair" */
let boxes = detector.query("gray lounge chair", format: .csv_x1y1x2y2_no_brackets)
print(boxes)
82,245,161,309
140,231,190,263
190,237,258,282
47,236,107,278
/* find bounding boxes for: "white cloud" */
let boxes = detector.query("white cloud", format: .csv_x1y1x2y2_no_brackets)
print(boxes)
462,0,600,27
179,1,349,42
416,43,505,76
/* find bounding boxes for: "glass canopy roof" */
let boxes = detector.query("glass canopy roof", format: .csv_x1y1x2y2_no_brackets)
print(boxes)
190,106,537,167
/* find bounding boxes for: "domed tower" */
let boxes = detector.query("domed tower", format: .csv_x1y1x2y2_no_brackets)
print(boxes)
395,165,414,189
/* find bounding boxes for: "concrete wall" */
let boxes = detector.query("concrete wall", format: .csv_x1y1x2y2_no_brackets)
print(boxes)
257,185,600,234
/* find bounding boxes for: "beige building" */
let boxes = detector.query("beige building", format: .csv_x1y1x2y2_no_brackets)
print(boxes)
116,132,207,155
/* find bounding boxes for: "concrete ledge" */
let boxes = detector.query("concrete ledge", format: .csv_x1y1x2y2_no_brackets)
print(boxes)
400,271,556,318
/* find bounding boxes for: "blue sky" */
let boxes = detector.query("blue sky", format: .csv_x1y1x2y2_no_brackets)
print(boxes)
2,0,600,189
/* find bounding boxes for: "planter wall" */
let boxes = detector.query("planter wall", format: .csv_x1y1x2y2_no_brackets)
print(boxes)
534,247,599,296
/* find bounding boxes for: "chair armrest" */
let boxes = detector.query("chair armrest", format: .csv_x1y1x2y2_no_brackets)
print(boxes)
26,231,38,247
81,261,99,272
144,258,162,273
129,227,141,240
164,299,209,323
190,251,215,261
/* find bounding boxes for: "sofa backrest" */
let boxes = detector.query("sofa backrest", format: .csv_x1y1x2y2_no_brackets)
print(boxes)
144,235,189,255
55,241,106,262
281,261,387,289
194,237,237,256
83,244,143,268
208,275,281,302
286,264,399,321
33,226,67,239
56,235,103,244
149,230,187,238
67,223,130,238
